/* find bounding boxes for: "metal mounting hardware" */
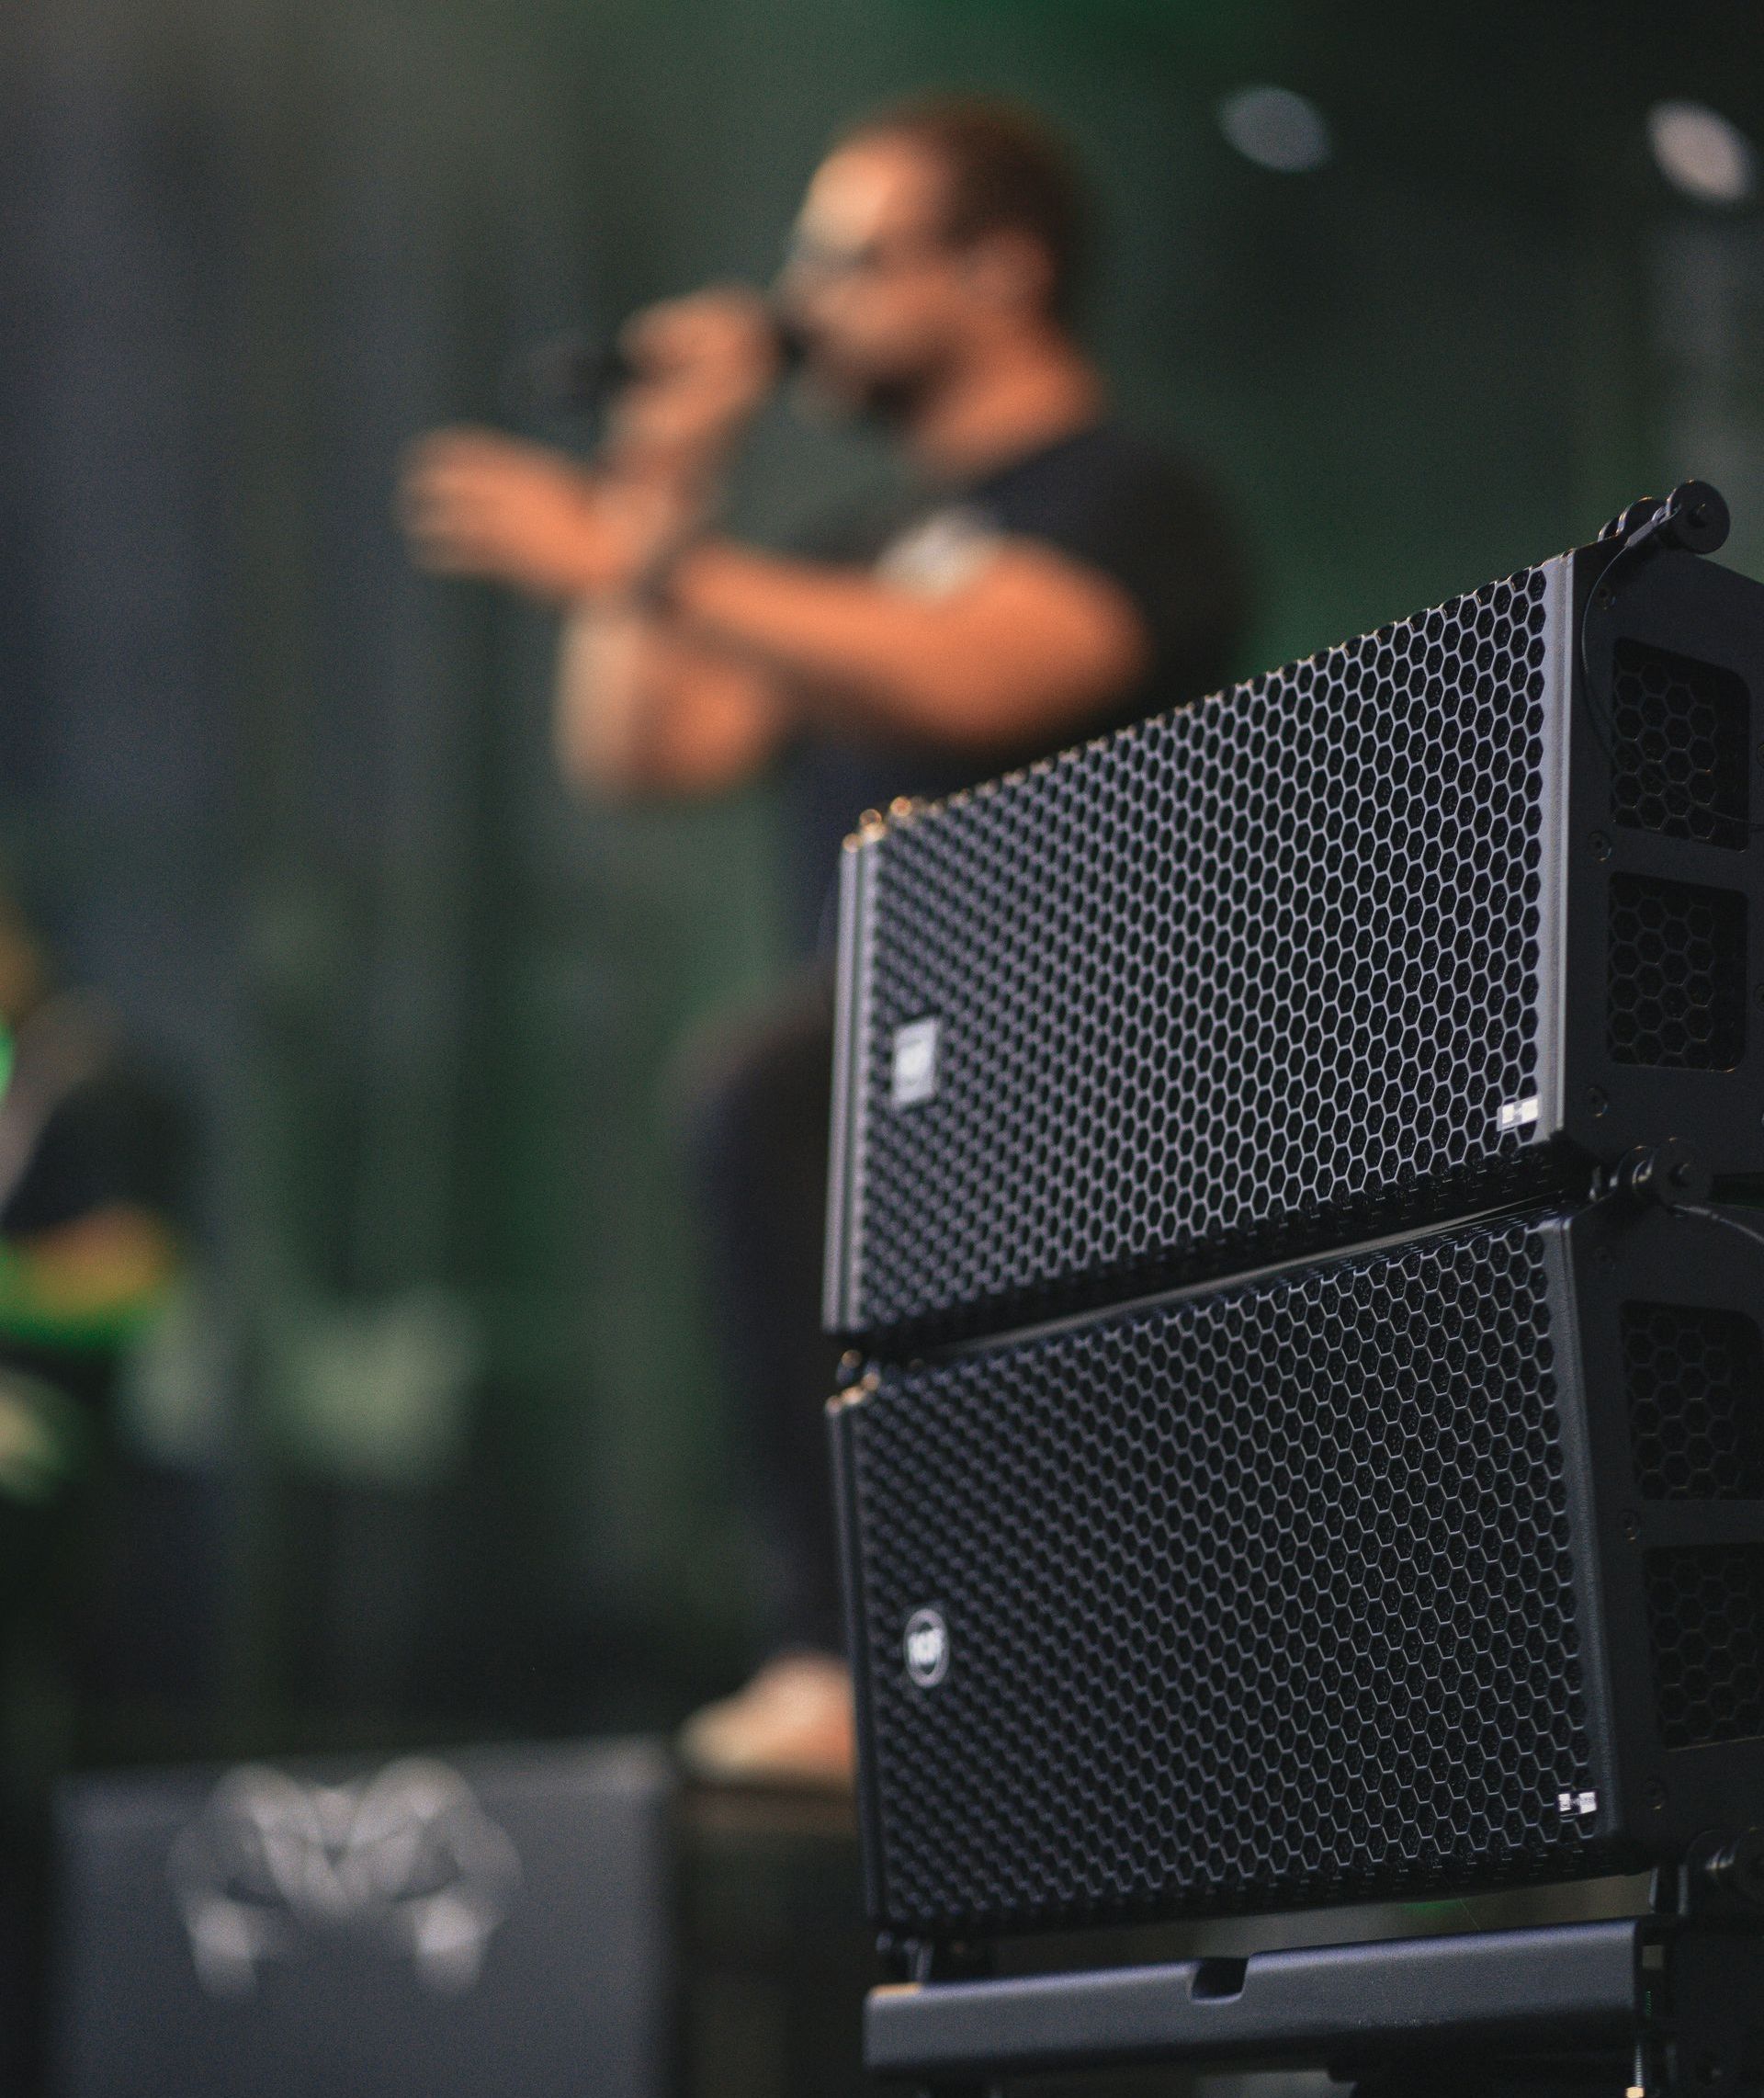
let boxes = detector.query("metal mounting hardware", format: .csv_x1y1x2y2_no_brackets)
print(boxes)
1596,482,1731,560
1611,1140,1713,1208
1581,482,1731,740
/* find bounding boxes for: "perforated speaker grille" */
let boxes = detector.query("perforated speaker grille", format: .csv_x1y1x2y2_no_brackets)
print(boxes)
842,565,1566,1342
1606,874,1747,1070
1610,639,1750,850
1623,1302,1764,1501
1645,1546,1764,1751
842,1216,1603,1934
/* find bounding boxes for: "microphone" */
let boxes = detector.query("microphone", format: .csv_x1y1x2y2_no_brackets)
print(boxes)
503,310,806,421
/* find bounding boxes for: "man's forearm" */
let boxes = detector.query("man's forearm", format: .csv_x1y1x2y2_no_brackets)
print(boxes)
661,536,1146,753
665,540,986,741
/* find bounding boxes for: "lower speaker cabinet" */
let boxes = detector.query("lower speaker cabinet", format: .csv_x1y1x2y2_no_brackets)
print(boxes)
831,1201,1764,1939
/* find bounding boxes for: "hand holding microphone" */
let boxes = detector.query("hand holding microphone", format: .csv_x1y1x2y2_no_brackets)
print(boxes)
401,284,792,601
601,286,797,490
506,285,797,488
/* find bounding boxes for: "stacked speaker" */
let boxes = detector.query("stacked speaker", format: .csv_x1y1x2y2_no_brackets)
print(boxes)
824,486,1764,1946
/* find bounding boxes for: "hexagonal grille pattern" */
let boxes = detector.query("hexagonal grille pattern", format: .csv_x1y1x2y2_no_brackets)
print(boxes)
845,1218,1600,1934
1645,1546,1764,1751
846,566,1561,1342
1606,874,1747,1070
1610,639,1749,850
1622,1302,1764,1501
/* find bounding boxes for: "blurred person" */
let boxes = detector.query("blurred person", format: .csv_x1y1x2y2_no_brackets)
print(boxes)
0,881,191,1723
0,880,191,2077
401,96,1250,1785
0,885,184,1414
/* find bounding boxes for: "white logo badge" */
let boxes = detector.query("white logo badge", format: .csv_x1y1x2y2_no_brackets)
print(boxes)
891,1019,940,1108
904,1606,950,1688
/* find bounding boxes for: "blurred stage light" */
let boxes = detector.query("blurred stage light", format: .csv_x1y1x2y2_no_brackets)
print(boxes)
1646,100,1756,206
1217,85,1331,175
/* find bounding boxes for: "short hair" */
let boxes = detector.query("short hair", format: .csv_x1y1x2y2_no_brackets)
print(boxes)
833,94,1092,324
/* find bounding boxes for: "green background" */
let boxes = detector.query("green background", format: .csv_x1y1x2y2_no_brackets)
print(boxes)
4,0,1761,1754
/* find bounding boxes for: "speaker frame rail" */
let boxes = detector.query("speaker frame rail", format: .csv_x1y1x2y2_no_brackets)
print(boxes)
864,1916,1764,2090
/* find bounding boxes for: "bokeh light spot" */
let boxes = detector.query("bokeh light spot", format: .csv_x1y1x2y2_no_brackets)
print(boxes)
1647,100,1756,206
1217,85,1331,175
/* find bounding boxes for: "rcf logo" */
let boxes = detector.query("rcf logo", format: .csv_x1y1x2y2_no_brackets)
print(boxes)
904,1606,950,1687
890,1019,940,1108
168,1759,521,1997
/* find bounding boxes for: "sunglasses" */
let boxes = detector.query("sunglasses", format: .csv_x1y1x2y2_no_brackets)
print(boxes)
781,227,958,281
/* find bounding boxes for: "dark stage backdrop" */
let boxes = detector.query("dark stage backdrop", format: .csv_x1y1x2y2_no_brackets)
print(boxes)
0,0,1759,1752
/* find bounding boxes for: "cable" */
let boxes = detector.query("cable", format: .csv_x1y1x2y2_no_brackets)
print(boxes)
1665,1200,1764,1258
1573,496,1677,794
1590,1144,1764,1255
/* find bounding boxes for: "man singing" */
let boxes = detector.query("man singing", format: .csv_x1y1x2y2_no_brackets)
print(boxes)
401,95,1250,1785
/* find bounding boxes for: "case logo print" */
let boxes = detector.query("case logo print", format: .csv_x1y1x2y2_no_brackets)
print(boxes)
904,1606,950,1687
167,1758,521,1998
890,1019,940,1108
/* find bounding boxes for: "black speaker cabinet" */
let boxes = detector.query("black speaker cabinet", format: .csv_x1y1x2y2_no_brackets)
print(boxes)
824,536,1764,1347
54,1738,674,2098
831,1202,1764,1940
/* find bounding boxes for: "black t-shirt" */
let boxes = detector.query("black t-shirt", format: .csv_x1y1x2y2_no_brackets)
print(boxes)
777,421,1251,954
0,1012,190,1412
1,1068,187,1240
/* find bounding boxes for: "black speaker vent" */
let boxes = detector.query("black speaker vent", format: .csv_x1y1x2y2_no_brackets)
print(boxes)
1607,875,1747,1071
1623,1302,1764,1501
845,1217,1599,1934
1645,1545,1764,1751
1610,639,1750,850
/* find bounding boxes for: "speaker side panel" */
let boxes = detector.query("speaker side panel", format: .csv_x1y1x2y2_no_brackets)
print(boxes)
1564,1199,1764,1858
1561,548,1764,1171
823,832,876,1335
842,1214,1621,1937
829,1381,889,1926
